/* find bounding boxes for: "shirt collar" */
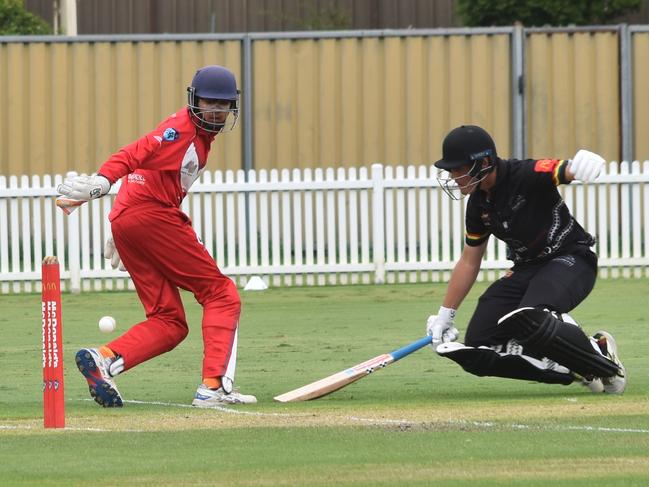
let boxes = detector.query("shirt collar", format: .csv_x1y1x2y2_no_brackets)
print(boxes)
491,158,507,189
472,158,506,205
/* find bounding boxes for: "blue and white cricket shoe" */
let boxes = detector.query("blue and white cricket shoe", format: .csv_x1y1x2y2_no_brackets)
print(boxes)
75,348,123,407
192,384,257,407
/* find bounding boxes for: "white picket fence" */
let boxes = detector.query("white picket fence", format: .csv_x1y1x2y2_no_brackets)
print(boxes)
2,162,649,294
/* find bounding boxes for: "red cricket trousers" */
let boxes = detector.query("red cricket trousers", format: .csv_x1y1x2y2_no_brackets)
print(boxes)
107,203,240,379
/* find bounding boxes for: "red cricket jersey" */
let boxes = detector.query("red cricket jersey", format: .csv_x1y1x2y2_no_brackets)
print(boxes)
98,108,216,220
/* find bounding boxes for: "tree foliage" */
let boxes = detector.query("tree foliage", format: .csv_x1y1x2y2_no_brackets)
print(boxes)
296,5,351,31
458,0,642,27
269,0,351,31
0,0,51,35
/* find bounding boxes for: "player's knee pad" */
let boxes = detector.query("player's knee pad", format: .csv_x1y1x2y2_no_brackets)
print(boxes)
498,307,560,348
497,307,619,378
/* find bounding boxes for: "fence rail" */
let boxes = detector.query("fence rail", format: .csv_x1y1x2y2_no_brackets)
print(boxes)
2,162,649,294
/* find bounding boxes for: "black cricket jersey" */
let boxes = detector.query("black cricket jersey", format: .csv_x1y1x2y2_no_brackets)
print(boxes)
464,158,595,265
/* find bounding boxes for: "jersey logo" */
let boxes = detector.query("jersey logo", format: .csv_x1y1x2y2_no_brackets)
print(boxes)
534,159,560,172
180,143,203,193
162,128,179,141
127,173,146,185
551,255,576,267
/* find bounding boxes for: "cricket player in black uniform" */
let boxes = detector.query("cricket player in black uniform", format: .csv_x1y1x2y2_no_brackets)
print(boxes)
427,125,626,394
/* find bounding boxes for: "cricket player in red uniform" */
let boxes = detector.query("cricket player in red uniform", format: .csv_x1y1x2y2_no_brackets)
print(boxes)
57,65,256,407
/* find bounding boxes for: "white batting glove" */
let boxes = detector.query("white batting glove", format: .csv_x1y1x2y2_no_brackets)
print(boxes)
568,149,605,182
57,173,111,201
426,306,459,348
104,237,126,271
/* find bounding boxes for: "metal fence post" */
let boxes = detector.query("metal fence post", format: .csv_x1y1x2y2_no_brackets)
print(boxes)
620,24,634,163
371,163,385,284
242,34,253,176
512,24,525,159
242,34,254,259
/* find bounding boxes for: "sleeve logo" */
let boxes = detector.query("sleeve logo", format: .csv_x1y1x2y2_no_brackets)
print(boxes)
162,128,179,141
534,159,559,172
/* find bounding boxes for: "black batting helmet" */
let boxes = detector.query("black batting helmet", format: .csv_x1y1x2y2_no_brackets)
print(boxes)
435,125,497,171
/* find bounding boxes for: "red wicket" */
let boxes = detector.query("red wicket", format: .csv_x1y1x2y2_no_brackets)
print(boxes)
42,256,65,428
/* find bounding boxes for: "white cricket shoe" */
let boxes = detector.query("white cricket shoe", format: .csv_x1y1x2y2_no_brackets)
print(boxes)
75,348,123,407
192,384,257,407
593,331,627,394
578,375,605,393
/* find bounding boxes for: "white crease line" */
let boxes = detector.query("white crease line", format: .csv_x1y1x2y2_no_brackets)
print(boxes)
122,399,194,409
84,398,312,417
454,419,649,434
71,398,649,434
0,424,142,432
348,416,410,425
349,417,649,434
123,399,311,417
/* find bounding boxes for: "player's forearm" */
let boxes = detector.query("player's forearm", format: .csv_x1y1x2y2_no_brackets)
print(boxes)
442,257,481,310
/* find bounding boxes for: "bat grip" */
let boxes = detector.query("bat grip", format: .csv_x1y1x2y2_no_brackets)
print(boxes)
390,336,433,361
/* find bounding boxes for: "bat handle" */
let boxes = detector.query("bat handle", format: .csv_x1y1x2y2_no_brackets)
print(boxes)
390,336,433,361
55,197,85,215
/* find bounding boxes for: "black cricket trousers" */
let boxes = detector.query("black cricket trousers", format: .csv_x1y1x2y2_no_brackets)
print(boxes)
464,248,598,347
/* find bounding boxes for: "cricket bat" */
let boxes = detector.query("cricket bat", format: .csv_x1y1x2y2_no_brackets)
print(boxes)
273,335,432,402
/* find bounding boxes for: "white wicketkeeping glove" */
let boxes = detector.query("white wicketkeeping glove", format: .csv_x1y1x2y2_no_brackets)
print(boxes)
57,173,111,201
568,149,605,182
426,306,460,348
104,237,126,271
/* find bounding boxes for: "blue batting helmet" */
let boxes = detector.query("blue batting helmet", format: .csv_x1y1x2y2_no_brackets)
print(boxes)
187,65,240,133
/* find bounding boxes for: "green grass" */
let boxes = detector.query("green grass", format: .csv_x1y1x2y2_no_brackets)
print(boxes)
1,279,649,486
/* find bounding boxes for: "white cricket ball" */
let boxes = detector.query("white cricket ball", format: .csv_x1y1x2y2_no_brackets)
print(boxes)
98,316,116,333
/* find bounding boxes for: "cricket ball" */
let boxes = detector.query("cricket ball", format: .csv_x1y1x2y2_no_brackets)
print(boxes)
98,316,116,333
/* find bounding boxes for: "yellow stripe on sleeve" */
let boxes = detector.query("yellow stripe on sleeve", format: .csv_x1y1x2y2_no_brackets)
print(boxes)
552,160,567,186
466,231,489,243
